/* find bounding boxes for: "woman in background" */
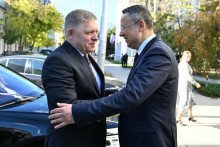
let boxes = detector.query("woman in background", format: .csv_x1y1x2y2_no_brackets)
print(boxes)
177,51,201,125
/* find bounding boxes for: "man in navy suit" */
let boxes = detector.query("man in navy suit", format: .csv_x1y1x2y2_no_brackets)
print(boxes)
42,9,108,147
49,5,178,147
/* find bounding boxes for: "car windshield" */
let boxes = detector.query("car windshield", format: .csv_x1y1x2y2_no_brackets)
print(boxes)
0,65,44,106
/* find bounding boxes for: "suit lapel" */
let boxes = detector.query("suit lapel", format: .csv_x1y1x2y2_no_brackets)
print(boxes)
61,41,101,96
133,36,161,69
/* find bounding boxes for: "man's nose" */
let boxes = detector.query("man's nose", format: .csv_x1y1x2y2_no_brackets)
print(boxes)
119,31,124,37
92,33,99,40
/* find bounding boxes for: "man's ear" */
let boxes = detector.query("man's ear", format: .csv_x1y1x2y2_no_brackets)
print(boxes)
139,20,145,32
67,28,74,38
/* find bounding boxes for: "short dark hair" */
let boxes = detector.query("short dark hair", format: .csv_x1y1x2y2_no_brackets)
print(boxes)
122,5,153,29
64,9,97,38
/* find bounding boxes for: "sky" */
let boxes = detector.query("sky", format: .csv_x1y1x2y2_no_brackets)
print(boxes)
50,0,118,29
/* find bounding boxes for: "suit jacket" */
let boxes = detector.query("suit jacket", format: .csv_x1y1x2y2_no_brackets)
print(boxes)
72,36,179,147
42,41,106,147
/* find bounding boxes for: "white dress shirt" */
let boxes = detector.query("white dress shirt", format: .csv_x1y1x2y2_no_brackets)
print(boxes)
138,34,156,55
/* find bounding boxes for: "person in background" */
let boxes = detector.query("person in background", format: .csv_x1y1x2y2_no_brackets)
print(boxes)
177,50,201,126
42,9,109,147
121,54,124,67
123,53,128,68
49,5,179,147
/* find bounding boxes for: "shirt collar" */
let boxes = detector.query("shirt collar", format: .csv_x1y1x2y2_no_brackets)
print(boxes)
137,34,156,55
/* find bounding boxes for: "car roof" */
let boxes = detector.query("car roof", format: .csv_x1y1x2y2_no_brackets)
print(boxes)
0,55,47,60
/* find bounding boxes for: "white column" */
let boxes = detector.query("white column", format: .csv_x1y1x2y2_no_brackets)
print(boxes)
98,0,108,72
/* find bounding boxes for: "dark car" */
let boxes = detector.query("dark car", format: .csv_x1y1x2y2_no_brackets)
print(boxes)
0,65,119,147
39,49,53,55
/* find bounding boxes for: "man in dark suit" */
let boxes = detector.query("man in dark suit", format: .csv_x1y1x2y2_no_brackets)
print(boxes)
49,5,178,147
42,9,107,147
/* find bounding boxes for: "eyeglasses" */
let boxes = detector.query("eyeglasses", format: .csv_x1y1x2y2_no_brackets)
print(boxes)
120,23,136,32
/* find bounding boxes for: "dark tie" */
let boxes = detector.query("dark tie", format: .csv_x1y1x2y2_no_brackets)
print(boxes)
84,54,97,81
134,53,139,64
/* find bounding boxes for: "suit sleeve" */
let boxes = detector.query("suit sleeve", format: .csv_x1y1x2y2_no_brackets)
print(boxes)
42,52,77,111
72,49,172,127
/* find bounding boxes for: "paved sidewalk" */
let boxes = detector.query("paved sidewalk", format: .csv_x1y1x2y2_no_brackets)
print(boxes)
104,60,130,83
104,60,220,147
177,92,220,147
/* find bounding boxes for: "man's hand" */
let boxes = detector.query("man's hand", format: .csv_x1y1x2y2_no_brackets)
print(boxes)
49,103,75,129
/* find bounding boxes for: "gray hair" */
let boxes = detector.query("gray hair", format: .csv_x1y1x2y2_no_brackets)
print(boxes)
64,9,97,38
122,5,153,29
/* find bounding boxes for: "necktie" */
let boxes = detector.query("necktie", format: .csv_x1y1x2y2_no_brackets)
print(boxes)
134,53,139,64
84,54,97,81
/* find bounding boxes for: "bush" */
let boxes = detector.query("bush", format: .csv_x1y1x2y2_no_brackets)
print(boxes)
193,81,220,98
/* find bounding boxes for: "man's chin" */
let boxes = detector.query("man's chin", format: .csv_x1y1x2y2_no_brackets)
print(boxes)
127,44,132,48
127,44,136,50
88,49,95,53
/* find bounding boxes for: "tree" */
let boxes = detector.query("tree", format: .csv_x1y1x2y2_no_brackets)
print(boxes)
0,18,20,45
4,0,64,51
172,0,220,70
133,0,219,70
154,13,177,53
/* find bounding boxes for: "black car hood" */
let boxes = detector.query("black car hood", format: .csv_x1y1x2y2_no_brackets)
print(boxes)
0,95,49,121
0,95,49,114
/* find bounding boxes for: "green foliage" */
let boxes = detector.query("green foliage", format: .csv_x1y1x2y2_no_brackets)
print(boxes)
106,59,120,64
193,81,220,98
34,31,54,47
4,0,64,50
1,23,20,44
154,13,177,52
171,0,220,70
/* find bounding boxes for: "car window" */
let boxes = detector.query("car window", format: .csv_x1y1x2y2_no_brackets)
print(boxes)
31,59,44,75
0,59,7,66
7,59,26,73
0,65,44,106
